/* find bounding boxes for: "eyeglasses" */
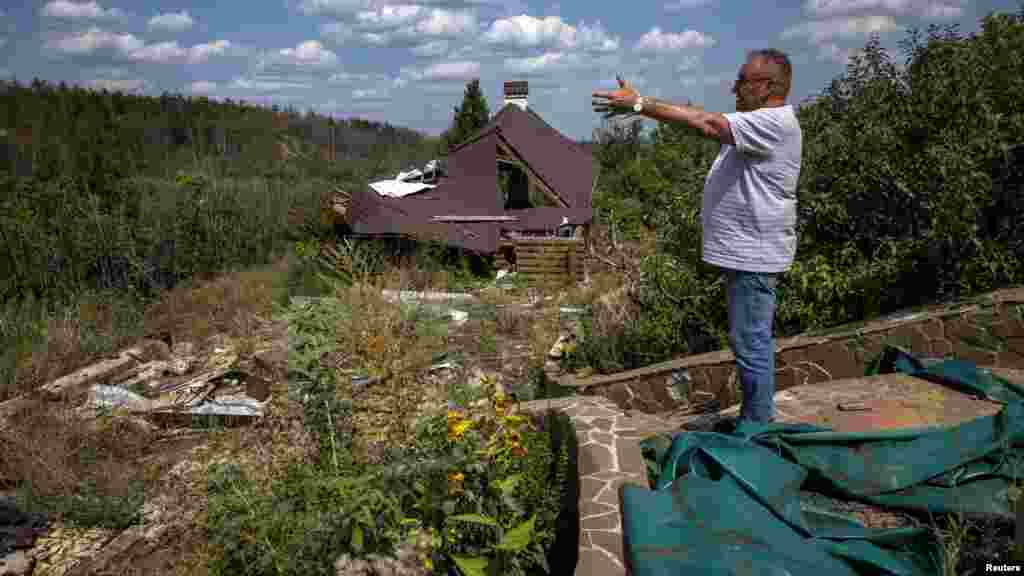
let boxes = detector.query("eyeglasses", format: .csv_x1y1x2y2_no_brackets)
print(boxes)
735,74,773,87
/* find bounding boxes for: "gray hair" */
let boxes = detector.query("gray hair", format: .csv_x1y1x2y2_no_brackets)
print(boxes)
747,49,792,99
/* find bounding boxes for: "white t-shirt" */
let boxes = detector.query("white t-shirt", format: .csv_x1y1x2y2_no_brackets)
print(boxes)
701,104,802,273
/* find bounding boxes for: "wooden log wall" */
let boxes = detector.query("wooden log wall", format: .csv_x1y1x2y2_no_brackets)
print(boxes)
512,238,584,286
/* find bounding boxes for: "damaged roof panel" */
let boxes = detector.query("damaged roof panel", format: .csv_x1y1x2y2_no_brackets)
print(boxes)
348,105,594,254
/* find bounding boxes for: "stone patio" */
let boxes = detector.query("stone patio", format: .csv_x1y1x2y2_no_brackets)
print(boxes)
519,364,1024,575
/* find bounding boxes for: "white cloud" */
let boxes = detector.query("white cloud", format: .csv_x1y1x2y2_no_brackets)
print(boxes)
677,73,723,88
125,39,232,63
818,42,859,64
634,28,715,53
231,77,313,91
411,40,450,57
781,15,900,42
299,0,371,18
355,5,424,29
128,41,184,62
266,40,338,68
422,60,480,80
328,70,377,83
321,22,354,43
398,60,481,83
49,29,233,64
148,11,195,32
50,27,143,55
802,0,966,20
352,87,391,100
503,51,587,74
482,15,619,52
665,0,713,10
85,77,149,93
187,40,232,63
43,1,124,20
676,54,699,72
416,9,477,36
188,81,218,94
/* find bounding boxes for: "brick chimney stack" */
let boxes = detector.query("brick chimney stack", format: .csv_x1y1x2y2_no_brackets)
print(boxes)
503,81,528,111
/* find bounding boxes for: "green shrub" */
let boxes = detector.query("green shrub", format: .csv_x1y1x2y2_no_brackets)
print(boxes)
206,462,404,576
581,10,1024,371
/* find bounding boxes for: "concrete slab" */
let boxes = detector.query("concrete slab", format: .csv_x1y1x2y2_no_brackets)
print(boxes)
707,372,1009,433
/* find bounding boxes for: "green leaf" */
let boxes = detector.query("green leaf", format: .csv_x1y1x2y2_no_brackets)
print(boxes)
447,513,498,526
451,554,489,576
351,524,363,552
495,474,521,495
496,515,534,552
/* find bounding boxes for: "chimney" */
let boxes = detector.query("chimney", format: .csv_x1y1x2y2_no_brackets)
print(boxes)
503,81,528,111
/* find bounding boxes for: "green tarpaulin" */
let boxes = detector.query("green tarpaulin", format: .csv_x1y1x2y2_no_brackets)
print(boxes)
623,346,1024,575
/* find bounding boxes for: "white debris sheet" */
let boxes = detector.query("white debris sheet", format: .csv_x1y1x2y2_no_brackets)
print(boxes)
369,179,436,198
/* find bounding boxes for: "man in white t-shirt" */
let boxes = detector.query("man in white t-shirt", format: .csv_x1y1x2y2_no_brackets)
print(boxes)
593,49,802,426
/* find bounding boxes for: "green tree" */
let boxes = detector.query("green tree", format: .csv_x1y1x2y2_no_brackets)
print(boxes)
440,78,491,154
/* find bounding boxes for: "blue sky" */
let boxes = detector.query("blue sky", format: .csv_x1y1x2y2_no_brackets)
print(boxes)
1,1,1020,141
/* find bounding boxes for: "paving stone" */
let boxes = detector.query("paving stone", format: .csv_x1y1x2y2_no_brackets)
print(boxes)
580,477,606,504
577,405,624,419
588,431,615,446
591,417,615,431
581,511,621,531
929,338,955,357
997,349,1024,369
596,481,624,507
586,530,626,570
585,469,645,482
957,345,999,367
579,443,616,476
1008,337,1024,357
616,438,647,478
575,548,624,576
580,500,617,520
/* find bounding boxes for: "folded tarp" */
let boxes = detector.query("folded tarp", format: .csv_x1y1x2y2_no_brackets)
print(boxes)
624,346,1024,575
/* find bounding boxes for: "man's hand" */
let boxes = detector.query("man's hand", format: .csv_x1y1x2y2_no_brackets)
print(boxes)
592,75,641,120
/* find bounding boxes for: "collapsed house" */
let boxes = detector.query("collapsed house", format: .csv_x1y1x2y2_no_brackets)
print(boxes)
343,81,595,284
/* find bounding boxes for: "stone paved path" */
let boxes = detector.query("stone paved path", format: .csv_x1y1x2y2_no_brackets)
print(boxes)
519,365,1024,576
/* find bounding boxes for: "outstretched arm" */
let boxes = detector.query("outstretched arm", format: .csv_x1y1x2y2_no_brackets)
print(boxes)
593,75,734,145
635,98,734,146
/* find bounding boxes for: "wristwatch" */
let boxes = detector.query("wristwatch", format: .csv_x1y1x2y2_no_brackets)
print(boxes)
633,96,645,113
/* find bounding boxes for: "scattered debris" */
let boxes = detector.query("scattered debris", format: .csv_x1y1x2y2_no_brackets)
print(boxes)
0,550,34,576
837,402,871,412
0,499,46,552
448,309,469,326
85,385,154,413
666,369,691,402
380,290,477,305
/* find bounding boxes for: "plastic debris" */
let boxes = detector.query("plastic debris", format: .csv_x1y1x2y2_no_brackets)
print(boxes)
448,309,468,326
380,290,476,304
86,385,153,412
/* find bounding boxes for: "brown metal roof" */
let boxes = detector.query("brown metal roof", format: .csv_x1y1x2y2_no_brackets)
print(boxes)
348,105,594,253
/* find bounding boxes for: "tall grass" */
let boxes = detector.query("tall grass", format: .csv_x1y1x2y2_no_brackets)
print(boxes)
0,166,326,401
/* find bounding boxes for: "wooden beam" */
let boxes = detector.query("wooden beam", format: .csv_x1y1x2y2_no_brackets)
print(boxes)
496,137,567,208
431,215,519,222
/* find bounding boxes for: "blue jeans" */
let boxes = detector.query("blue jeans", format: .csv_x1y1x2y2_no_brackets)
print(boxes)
724,268,779,423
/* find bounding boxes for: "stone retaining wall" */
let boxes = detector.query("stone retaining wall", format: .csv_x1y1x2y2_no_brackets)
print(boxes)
517,286,1024,576
565,287,1024,414
518,396,681,576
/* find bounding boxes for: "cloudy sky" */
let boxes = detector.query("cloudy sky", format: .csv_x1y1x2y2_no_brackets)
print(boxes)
1,1,1019,140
